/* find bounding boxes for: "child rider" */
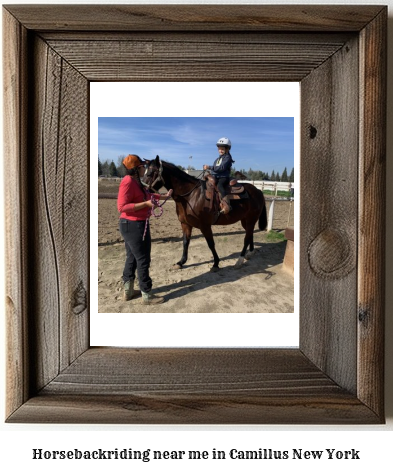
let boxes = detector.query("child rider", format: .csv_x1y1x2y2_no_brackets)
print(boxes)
203,137,235,214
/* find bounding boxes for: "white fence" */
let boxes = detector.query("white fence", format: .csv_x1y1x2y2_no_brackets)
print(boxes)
185,171,294,196
185,171,295,231
238,180,294,195
102,171,293,231
237,181,294,230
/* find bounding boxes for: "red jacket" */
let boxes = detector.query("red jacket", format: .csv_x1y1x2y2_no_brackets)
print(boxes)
117,175,161,221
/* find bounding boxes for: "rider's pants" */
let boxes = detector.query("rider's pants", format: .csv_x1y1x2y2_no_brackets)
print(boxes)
216,177,230,199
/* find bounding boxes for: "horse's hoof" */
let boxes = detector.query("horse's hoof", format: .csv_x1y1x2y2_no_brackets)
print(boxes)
234,256,245,268
172,264,182,270
245,250,255,260
210,266,220,273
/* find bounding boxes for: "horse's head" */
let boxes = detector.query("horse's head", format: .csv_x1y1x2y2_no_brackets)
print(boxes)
142,155,165,192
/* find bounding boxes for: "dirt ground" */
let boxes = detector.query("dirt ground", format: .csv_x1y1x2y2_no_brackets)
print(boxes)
98,179,294,313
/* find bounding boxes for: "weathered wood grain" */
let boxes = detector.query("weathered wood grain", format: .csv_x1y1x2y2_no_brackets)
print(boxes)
45,348,340,393
3,5,386,424
41,32,354,43
46,37,349,81
7,348,379,424
358,8,387,417
3,8,30,418
3,5,384,32
9,392,379,425
300,36,359,394
30,36,89,390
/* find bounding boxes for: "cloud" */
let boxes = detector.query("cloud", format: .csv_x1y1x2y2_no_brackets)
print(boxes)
98,117,294,172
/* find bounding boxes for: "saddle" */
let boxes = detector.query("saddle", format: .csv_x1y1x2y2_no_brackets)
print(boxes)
202,174,249,212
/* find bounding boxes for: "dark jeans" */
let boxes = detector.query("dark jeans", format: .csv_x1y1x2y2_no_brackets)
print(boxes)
119,218,152,293
216,177,230,198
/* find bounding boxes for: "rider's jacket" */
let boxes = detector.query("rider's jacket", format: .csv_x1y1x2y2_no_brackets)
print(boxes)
207,152,234,178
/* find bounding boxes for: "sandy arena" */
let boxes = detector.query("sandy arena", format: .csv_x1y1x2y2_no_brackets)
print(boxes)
98,179,294,313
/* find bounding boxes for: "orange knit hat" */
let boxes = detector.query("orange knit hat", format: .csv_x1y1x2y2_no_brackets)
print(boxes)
122,154,145,170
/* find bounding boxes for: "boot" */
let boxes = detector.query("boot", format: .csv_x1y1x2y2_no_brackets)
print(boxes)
123,279,141,301
220,195,232,215
141,290,165,305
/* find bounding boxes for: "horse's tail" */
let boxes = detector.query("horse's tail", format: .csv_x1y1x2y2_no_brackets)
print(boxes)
258,196,268,231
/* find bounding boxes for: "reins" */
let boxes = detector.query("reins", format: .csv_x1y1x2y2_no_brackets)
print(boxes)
168,170,205,198
176,179,202,198
146,162,203,198
142,163,206,239
142,194,169,241
175,170,208,197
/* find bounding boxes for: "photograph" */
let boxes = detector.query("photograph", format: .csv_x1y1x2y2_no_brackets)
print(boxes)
97,116,296,315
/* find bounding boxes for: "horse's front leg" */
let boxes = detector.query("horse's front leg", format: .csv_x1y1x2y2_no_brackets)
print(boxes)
201,226,220,272
173,222,193,269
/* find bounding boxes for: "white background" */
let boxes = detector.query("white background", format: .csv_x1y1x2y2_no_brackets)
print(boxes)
1,0,392,473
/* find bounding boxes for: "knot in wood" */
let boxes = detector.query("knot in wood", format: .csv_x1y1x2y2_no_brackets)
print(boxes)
308,228,355,279
358,306,370,326
309,125,317,139
73,281,87,315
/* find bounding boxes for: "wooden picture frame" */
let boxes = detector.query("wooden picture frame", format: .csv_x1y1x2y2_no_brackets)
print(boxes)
3,5,386,424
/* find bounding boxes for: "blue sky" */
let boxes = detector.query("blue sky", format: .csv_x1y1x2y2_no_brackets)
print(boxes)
98,117,294,174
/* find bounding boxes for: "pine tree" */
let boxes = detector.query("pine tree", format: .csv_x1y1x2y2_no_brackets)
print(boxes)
101,160,110,176
117,155,126,177
117,165,126,178
289,167,294,183
109,161,118,177
281,167,288,182
98,158,103,176
256,170,263,180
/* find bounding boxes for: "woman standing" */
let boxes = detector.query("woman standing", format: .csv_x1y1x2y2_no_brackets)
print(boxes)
117,154,172,305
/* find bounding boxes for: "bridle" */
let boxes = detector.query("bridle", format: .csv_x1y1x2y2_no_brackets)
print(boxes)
144,158,203,197
143,160,165,193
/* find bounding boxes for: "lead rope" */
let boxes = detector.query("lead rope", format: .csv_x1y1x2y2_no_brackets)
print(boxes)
142,195,169,241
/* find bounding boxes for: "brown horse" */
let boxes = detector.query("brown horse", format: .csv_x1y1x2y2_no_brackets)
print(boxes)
143,156,267,271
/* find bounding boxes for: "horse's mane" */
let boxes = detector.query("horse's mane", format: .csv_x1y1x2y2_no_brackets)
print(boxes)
162,160,200,184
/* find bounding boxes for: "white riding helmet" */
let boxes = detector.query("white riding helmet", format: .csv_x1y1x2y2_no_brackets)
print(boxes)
216,137,231,149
